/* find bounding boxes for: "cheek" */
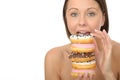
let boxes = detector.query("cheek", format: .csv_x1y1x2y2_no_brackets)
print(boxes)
89,19,102,30
67,19,77,34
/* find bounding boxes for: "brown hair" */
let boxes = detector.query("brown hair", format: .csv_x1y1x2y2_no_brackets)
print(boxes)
63,0,109,38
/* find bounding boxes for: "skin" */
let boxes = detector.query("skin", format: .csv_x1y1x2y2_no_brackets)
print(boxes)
45,0,120,80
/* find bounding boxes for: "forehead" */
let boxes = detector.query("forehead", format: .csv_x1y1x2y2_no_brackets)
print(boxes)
67,0,100,10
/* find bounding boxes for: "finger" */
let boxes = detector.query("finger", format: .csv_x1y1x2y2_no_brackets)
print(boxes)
89,73,93,80
96,29,105,37
102,30,108,53
82,73,88,80
103,29,112,64
75,73,83,80
94,29,106,41
90,72,96,80
103,29,112,52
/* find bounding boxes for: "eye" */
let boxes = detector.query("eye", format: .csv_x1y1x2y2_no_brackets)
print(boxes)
87,12,96,17
70,12,78,17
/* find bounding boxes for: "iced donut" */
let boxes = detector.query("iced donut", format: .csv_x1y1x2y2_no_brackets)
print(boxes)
71,69,96,78
70,44,95,52
70,33,94,44
69,33,96,78
70,56,95,62
72,60,96,69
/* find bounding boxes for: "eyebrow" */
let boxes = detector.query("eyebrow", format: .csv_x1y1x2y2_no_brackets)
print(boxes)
67,8,79,11
87,7,98,11
67,7,98,12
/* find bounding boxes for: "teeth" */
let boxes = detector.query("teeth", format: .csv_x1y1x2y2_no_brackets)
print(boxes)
77,32,90,37
77,32,85,34
77,32,90,34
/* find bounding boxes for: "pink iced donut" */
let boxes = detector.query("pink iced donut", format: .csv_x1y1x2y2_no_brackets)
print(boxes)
71,68,96,78
71,43,95,52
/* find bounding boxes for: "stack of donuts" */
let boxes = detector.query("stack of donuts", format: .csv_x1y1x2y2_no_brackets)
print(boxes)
69,32,96,78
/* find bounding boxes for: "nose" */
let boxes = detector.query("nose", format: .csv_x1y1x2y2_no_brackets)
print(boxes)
78,15,86,27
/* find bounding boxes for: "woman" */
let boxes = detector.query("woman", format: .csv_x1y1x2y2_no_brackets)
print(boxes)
45,0,120,80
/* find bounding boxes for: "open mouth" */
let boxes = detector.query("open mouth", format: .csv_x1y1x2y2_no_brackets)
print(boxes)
75,32,93,38
76,32,91,36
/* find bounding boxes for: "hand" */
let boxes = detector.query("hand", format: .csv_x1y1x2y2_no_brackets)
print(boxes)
91,29,113,77
71,69,95,80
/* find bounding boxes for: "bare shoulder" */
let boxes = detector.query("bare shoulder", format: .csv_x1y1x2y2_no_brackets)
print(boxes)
45,46,64,69
112,40,120,60
112,40,120,54
45,44,70,63
44,44,70,80
112,40,120,73
45,46,64,64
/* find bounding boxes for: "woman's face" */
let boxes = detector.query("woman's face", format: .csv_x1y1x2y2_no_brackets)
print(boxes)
66,0,105,34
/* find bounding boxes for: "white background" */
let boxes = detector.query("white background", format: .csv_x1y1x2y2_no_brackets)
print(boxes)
0,0,120,80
